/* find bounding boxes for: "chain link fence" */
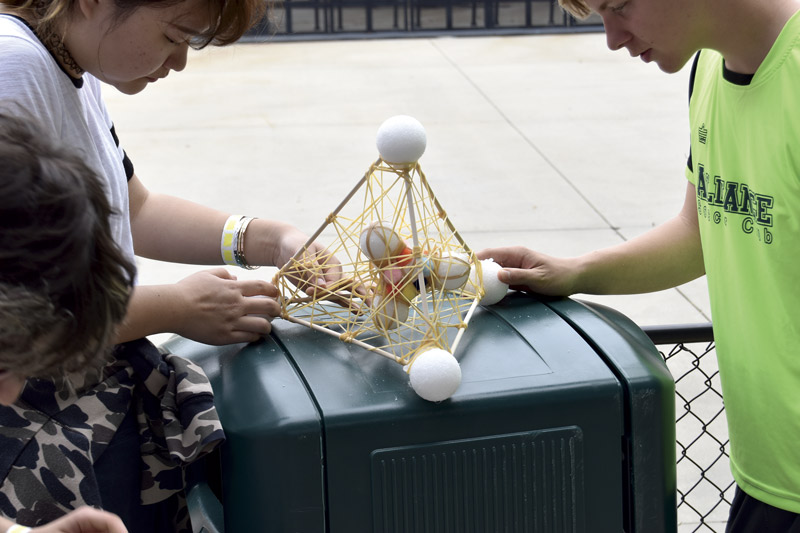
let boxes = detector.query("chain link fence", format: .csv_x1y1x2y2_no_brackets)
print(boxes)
643,324,736,532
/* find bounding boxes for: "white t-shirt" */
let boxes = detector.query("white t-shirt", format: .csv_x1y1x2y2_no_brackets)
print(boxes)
0,15,135,264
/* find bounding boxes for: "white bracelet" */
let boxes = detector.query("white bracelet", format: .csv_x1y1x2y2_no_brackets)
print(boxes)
220,215,259,270
6,525,32,533
221,214,243,267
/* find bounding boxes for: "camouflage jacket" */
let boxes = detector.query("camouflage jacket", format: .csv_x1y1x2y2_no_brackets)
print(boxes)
0,338,225,531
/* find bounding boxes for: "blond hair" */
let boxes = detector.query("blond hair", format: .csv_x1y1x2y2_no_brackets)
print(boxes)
558,0,593,19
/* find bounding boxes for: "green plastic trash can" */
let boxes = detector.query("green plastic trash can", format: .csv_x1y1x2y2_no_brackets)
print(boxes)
171,293,676,533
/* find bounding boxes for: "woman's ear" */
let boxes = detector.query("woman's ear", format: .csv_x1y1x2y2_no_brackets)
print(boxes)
74,0,108,23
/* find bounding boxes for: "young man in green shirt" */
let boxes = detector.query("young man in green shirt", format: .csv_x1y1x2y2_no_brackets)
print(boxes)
479,0,800,530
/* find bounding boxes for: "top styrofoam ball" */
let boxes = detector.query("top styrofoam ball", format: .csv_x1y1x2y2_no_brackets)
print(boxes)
376,115,427,164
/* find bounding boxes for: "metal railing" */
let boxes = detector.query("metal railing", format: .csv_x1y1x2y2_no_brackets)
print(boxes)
245,0,602,40
642,323,736,533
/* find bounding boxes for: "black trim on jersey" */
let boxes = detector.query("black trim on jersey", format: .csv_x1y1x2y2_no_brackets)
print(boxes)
110,124,135,181
686,51,754,174
722,62,755,85
2,14,83,89
686,51,701,173
688,51,701,104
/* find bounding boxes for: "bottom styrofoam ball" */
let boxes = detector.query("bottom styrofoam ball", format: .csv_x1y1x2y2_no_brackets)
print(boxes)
405,348,461,402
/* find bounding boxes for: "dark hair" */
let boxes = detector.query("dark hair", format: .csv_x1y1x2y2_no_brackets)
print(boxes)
4,0,268,47
0,111,136,378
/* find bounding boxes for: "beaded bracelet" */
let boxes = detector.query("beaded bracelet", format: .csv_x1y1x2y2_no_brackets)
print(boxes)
221,214,259,270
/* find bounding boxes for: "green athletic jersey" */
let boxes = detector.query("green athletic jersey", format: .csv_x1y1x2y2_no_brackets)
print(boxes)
685,12,800,513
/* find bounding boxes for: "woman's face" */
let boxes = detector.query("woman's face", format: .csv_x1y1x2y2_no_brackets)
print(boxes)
70,0,214,94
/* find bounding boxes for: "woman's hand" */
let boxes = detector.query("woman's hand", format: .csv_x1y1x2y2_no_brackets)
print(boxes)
168,268,280,344
116,268,280,345
269,225,345,294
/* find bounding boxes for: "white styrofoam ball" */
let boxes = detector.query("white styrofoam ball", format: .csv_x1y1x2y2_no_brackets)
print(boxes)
431,252,471,291
360,221,406,266
373,292,410,330
405,348,461,402
376,115,427,164
477,258,509,305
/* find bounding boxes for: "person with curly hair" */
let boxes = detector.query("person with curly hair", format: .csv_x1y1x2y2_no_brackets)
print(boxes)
0,111,134,532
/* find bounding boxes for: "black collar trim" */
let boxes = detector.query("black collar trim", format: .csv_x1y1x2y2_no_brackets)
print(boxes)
722,61,755,85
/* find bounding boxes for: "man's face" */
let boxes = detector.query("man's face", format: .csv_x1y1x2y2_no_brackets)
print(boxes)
585,0,701,73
